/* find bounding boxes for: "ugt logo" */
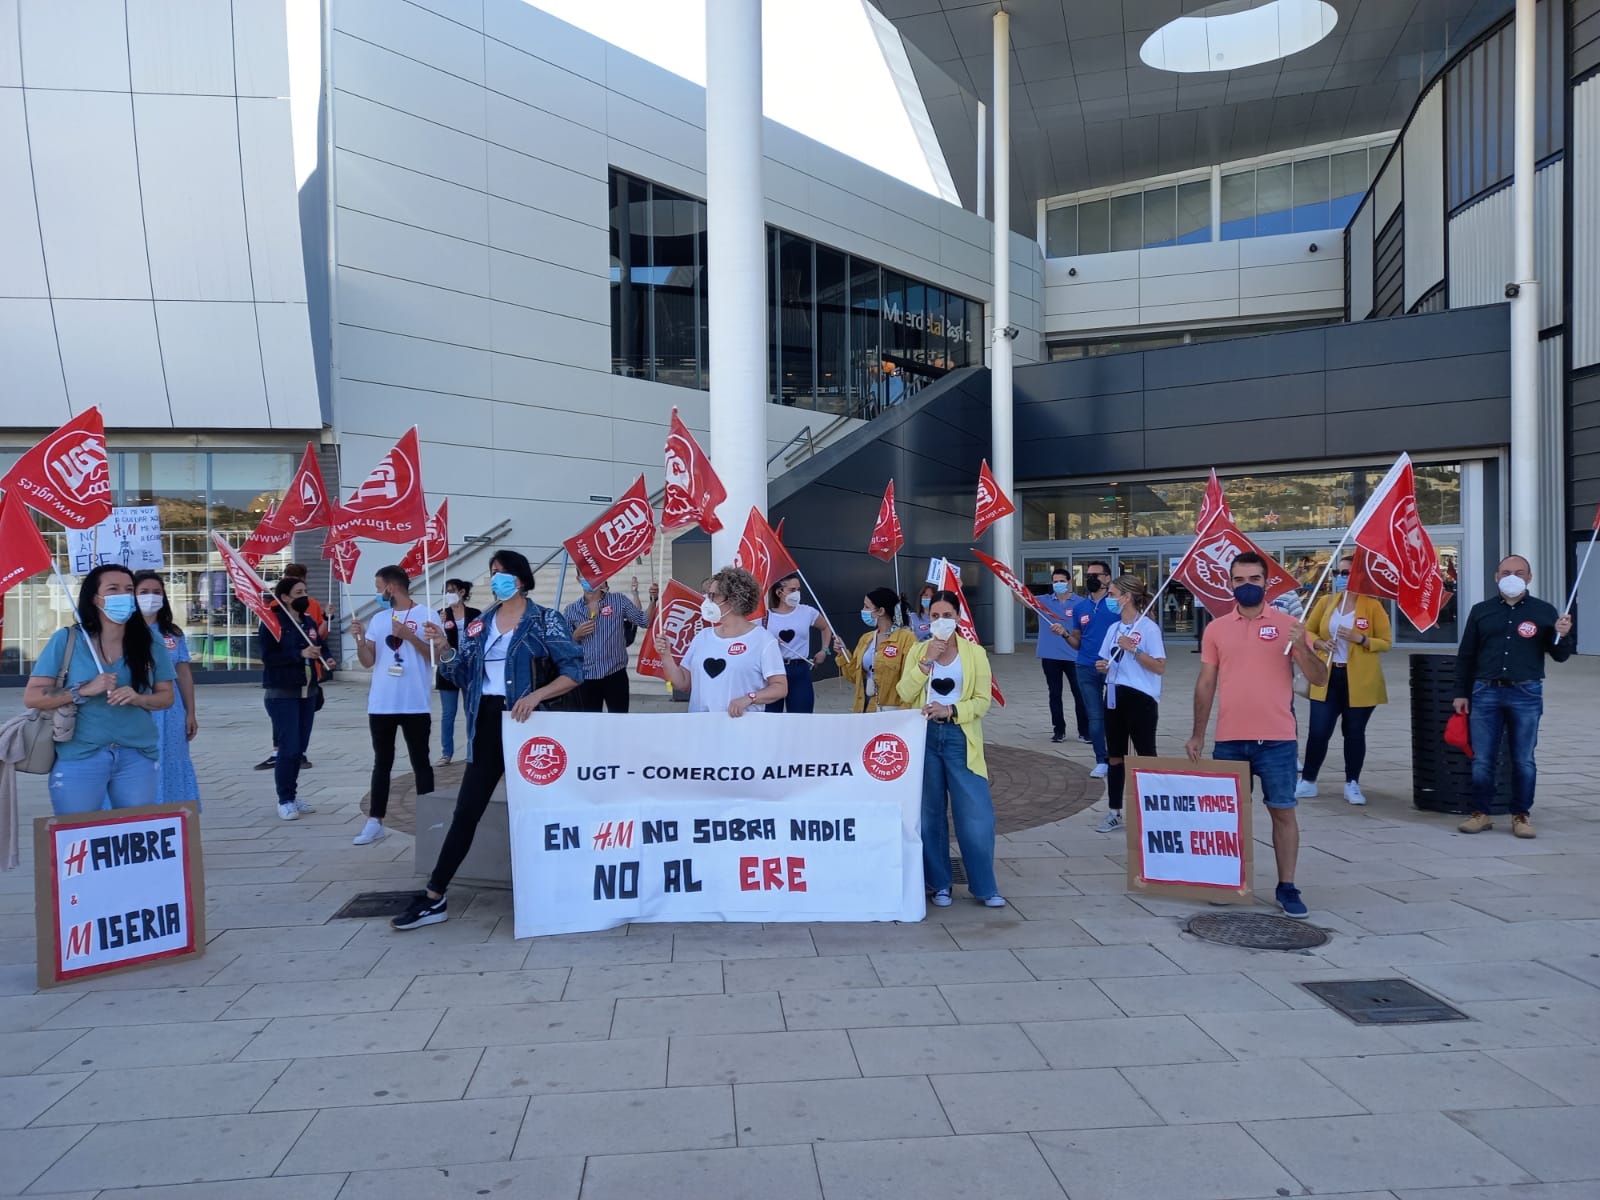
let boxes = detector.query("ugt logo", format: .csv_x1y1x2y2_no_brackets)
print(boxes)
597,499,653,561
518,736,568,786
862,733,910,782
352,447,414,510
45,434,108,505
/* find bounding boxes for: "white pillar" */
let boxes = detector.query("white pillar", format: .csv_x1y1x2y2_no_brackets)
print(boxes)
1508,0,1541,576
990,8,1016,654
976,100,987,219
705,0,767,566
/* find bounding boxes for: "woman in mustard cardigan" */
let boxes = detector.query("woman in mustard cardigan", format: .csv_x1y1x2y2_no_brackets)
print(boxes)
897,591,1004,908
1296,554,1393,806
834,587,917,712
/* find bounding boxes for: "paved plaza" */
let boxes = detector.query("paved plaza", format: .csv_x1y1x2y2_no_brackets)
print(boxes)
3,649,1599,1199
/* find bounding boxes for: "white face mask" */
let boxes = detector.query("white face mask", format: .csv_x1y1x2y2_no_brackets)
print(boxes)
136,594,164,616
1497,574,1528,600
780,591,799,609
929,617,958,640
699,598,723,625
444,591,461,607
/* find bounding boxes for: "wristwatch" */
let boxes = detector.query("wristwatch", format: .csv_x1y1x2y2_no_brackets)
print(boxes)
69,684,83,705
747,692,760,703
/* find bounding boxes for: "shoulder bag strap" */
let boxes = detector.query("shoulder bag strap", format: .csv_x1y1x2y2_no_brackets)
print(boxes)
58,627,79,685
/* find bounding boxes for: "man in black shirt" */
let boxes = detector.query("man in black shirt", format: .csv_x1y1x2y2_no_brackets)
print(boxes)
1452,555,1575,838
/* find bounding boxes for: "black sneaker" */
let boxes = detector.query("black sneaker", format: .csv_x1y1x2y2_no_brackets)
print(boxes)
391,892,447,930
1050,731,1066,743
254,755,276,770
300,756,313,769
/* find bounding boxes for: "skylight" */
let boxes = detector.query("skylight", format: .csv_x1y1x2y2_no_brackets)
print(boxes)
1139,0,1338,74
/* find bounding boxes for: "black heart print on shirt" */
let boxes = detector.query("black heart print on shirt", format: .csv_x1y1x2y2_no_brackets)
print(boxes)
704,658,727,678
778,629,796,643
385,634,403,651
931,677,956,696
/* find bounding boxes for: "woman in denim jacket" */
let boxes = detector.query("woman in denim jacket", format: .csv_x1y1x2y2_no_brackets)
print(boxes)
391,549,583,931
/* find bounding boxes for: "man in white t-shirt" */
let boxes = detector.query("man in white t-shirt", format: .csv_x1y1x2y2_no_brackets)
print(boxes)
348,565,441,845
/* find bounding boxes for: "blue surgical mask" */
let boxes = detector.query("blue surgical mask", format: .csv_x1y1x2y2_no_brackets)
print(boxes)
920,596,931,610
490,573,519,602
1105,596,1120,611
580,579,594,593
375,592,392,609
1332,575,1349,593
1051,581,1069,595
101,595,136,624
860,609,875,626
1233,583,1265,608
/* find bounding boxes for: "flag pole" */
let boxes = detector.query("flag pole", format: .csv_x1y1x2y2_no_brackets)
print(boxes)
1555,522,1598,644
1286,531,1352,655
423,538,436,671
893,551,900,598
554,551,570,612
47,558,107,674
794,567,849,664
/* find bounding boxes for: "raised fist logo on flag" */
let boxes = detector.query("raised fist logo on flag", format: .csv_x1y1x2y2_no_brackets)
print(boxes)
399,499,449,578
1346,454,1444,630
0,407,112,529
973,459,1016,540
733,508,799,617
564,476,655,587
271,444,333,532
637,579,706,680
1174,517,1296,618
662,409,726,534
329,428,427,544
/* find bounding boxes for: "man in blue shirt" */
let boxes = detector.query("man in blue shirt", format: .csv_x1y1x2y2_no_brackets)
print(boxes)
1068,560,1119,778
563,576,657,712
1037,567,1089,745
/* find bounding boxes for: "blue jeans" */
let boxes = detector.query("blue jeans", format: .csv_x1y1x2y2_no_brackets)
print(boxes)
768,661,814,713
439,689,461,758
265,695,316,807
48,746,159,815
1301,666,1375,783
921,721,999,900
1076,663,1108,763
1213,739,1300,809
1470,680,1542,814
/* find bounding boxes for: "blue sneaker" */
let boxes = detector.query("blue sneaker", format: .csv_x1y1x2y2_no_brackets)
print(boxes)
1275,883,1309,920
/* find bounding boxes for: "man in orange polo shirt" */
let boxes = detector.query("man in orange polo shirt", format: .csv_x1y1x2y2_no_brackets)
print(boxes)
1186,552,1328,919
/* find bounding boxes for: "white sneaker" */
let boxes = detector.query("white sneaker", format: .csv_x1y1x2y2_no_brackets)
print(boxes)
277,802,299,821
1089,763,1109,779
1344,781,1367,806
353,818,387,846
1294,779,1318,799
1095,810,1123,833
293,800,316,815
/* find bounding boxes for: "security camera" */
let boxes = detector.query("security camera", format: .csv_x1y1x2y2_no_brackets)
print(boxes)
1308,242,1318,253
1504,282,1521,299
1067,266,1078,277
1002,324,1020,340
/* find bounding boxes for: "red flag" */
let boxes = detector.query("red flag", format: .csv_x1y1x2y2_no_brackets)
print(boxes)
271,443,333,533
733,507,799,618
240,502,293,569
662,409,726,534
972,548,1055,623
1591,501,1599,532
637,578,706,680
322,534,361,585
1174,515,1297,619
868,481,905,561
0,408,112,529
564,476,655,588
329,428,428,544
399,499,449,578
212,532,281,639
0,489,53,596
1197,468,1232,535
1346,546,1403,602
973,459,1016,540
1346,453,1444,631
937,559,1005,707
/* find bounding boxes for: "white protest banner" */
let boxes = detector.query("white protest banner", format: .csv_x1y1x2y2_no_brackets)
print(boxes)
35,803,205,988
65,505,163,574
504,711,927,936
1125,756,1254,905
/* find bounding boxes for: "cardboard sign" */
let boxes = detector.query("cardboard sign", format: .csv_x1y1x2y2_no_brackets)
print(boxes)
503,711,928,935
1124,756,1253,906
35,802,205,988
65,505,163,574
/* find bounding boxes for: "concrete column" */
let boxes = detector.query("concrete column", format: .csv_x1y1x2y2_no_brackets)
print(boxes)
1508,0,1541,576
705,0,767,565
976,100,987,220
990,8,1016,654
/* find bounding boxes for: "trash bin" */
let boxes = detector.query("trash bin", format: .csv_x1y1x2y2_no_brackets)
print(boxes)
1410,654,1510,814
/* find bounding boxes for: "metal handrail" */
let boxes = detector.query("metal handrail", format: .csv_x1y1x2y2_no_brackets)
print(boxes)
768,425,813,466
783,412,854,467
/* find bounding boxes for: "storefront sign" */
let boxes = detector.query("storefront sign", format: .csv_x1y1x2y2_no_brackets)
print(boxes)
65,505,164,574
1125,756,1253,905
35,803,204,988
503,712,927,935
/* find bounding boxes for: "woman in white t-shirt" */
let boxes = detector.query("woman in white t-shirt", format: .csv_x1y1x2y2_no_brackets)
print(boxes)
762,573,831,713
1092,574,1166,833
657,566,787,716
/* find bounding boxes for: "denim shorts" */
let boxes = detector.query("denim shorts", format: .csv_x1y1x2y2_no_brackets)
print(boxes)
1212,739,1299,809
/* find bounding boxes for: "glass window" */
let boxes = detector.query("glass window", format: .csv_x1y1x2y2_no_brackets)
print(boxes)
849,257,880,417
1175,179,1211,244
966,299,984,368
1045,204,1076,258
651,190,700,388
1291,155,1331,231
1077,198,1110,254
777,232,814,408
946,291,968,368
608,172,650,380
1255,163,1292,235
1330,149,1370,226
1220,170,1254,240
904,281,926,367
1109,192,1143,251
815,245,848,416
768,227,780,404
1142,186,1176,247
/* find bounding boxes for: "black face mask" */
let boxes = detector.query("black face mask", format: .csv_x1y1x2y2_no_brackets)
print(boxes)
1084,573,1103,591
290,596,311,614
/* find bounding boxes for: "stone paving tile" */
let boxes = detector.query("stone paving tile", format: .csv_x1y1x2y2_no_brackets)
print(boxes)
1448,1106,1600,1184
0,1028,86,1075
1021,1015,1233,1068
0,1071,86,1128
561,961,724,1001
733,1075,952,1146
1122,1058,1368,1123
513,1083,735,1158
278,1096,527,1175
1380,998,1600,1052
337,1159,584,1200
0,1125,90,1194
427,1000,615,1049
779,985,956,1030
1013,943,1183,979
253,1047,483,1110
1190,1008,1410,1059
611,991,785,1038
1244,1112,1535,1191
466,1037,668,1097
721,954,880,992
523,932,675,969
235,1010,444,1060
91,1177,347,1200
205,925,360,956
935,978,1121,1023
1395,1185,1600,1199
393,968,570,1008
30,1111,314,1192
867,949,1032,987
1486,1044,1600,1104
43,984,250,1028
1403,960,1600,1003
847,1021,1047,1076
941,919,1101,950
1030,1122,1300,1200
666,1030,861,1086
577,1145,821,1200
1093,970,1291,1016
34,1061,285,1124
367,942,533,977
35,1020,266,1072
807,924,960,957
1306,1049,1567,1112
813,1133,1068,1199
0,992,80,1032
223,977,410,1019
205,948,388,986
930,1067,1160,1134
670,928,818,961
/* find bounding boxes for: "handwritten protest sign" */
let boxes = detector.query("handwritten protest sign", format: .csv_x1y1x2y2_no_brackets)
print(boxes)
1125,756,1254,905
65,506,163,574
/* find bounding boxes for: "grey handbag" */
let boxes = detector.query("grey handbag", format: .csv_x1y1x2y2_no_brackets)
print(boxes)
10,628,79,774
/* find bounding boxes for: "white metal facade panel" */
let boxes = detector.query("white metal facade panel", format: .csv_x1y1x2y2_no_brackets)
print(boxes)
1535,158,1564,333
238,97,308,302
17,0,128,91
230,0,293,98
1576,77,1600,369
255,302,322,427
0,0,19,87
1403,85,1445,311
1447,161,1563,331
52,300,169,425
157,301,268,426
0,89,46,297
0,298,67,414
334,0,484,83
1374,148,1402,227
126,0,235,96
1349,200,1374,319
27,90,151,299
1538,333,1565,581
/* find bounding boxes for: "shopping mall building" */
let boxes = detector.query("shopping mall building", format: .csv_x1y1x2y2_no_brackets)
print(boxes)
1,0,1596,680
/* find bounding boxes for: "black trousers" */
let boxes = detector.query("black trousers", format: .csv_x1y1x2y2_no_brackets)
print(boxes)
428,696,504,895
577,669,631,713
1041,658,1090,738
1104,686,1160,811
369,712,433,820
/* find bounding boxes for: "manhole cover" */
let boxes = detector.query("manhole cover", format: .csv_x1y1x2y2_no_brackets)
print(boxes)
329,890,475,920
1301,978,1468,1025
1185,911,1330,950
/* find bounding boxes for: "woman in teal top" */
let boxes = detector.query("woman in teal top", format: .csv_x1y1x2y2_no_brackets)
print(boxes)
24,564,177,815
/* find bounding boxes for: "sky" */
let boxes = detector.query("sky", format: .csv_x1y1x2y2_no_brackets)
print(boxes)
286,0,948,198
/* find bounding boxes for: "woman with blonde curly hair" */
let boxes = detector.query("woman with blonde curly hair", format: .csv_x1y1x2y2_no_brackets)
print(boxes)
657,566,787,716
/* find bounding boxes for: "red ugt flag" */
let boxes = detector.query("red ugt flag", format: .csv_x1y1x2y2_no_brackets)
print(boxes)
973,459,1016,540
565,476,655,588
1346,546,1403,602
0,488,53,597
734,507,799,617
868,481,904,561
212,532,281,639
1174,515,1297,618
271,443,333,533
0,408,112,530
936,558,1006,707
399,499,449,578
1197,468,1232,535
662,409,727,534
329,428,428,544
637,578,706,680
971,548,1055,623
240,502,293,569
323,534,361,585
1347,453,1444,631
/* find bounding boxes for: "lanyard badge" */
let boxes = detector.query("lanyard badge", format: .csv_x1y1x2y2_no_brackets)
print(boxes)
385,632,404,676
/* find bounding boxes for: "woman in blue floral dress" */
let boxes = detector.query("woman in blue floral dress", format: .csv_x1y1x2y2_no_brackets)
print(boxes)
134,572,200,806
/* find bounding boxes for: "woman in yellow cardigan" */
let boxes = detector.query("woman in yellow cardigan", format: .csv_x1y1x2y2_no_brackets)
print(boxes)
1296,554,1393,806
834,588,917,712
897,591,1004,908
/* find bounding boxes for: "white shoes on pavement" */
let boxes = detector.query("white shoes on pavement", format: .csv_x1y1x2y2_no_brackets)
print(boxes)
1294,779,1318,799
1344,781,1367,806
353,818,387,845
1089,763,1109,780
1095,810,1123,833
277,802,298,821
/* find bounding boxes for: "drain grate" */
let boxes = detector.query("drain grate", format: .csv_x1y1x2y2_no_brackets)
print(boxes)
1185,911,1330,950
329,889,475,920
1301,978,1468,1025
949,857,967,885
